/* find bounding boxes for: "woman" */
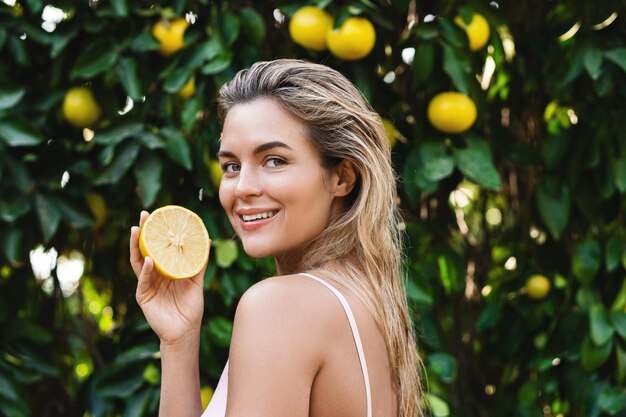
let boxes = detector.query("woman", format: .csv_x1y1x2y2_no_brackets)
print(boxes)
129,59,425,417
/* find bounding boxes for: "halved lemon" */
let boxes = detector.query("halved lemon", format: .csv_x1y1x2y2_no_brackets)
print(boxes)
139,205,210,279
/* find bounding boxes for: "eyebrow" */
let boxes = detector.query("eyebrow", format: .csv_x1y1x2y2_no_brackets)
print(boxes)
216,141,294,158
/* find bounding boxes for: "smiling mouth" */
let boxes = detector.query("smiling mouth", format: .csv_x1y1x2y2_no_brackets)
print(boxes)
241,211,277,222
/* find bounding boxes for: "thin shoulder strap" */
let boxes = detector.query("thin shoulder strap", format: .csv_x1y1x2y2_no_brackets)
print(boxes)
300,273,372,417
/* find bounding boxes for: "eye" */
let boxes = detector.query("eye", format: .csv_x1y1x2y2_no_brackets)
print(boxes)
221,162,240,173
266,157,286,168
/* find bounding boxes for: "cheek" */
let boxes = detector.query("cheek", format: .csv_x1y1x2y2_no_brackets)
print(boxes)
218,182,231,211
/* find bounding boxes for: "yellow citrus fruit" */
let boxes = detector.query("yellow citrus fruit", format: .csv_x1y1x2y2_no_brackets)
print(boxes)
152,18,189,57
208,159,223,190
427,92,477,134
455,13,490,51
326,17,376,61
62,87,101,128
178,76,196,100
138,205,210,279
86,193,107,229
381,118,398,149
289,6,333,51
200,385,214,409
525,274,551,300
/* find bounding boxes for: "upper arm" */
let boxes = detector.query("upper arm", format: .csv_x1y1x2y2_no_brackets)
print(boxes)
225,277,326,417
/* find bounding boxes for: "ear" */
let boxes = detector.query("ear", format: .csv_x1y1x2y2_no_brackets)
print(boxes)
330,160,357,197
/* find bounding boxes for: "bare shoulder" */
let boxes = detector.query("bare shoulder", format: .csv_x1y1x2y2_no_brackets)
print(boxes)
225,275,343,416
233,274,341,343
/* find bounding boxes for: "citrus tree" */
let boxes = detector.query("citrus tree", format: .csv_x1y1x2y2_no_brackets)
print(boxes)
1,1,626,416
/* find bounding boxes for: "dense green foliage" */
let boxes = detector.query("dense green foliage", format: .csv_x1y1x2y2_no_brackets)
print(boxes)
1,0,626,416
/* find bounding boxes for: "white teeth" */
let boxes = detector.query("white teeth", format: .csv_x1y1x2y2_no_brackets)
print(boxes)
242,211,276,222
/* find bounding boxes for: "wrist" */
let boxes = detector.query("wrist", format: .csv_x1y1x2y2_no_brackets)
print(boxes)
160,329,201,353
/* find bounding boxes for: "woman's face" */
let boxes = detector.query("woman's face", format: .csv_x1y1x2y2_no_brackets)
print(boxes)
218,98,340,262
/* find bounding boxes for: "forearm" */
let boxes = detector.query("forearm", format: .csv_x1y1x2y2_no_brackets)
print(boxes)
159,332,203,417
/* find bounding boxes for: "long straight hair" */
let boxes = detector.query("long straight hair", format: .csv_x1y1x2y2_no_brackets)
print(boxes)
217,59,426,417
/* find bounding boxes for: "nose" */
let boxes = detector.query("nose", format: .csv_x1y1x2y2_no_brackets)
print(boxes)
234,165,262,199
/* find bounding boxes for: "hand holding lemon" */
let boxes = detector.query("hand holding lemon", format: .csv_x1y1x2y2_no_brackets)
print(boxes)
130,206,210,344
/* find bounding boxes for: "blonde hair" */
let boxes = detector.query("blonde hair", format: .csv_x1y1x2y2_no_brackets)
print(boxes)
217,59,426,417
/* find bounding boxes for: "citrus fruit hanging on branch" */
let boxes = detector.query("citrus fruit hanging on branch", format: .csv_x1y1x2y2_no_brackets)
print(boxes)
178,76,196,100
62,87,101,128
326,17,376,61
455,13,490,52
525,274,551,300
139,205,211,279
427,92,477,134
152,18,189,57
289,6,333,51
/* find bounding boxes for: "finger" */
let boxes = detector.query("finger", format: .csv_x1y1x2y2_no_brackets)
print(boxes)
139,210,149,228
129,226,143,277
136,256,155,303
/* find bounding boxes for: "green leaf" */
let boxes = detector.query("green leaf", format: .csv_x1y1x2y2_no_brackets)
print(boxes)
113,344,159,367
419,141,454,182
94,141,141,185
617,343,626,385
0,85,25,109
427,394,450,417
1,226,23,264
34,194,62,243
214,239,238,268
584,46,603,80
405,279,433,306
133,152,162,207
604,48,626,72
598,386,626,415
0,195,30,222
615,155,626,193
98,368,144,399
23,0,43,13
404,148,438,194
581,335,612,372
51,196,93,228
438,18,466,47
518,380,539,407
163,67,193,93
589,305,615,346
71,39,119,79
161,127,192,170
110,0,128,16
611,312,626,340
415,23,439,40
453,138,501,190
536,176,570,239
559,46,585,88
442,44,469,94
122,388,151,417
0,373,19,402
221,11,240,46
208,317,233,348
93,123,143,145
605,235,624,272
115,57,141,100
572,239,602,284
179,38,223,70
201,56,232,75
427,352,457,383
0,119,43,146
129,31,161,52
4,154,35,191
412,42,434,85
239,7,266,46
